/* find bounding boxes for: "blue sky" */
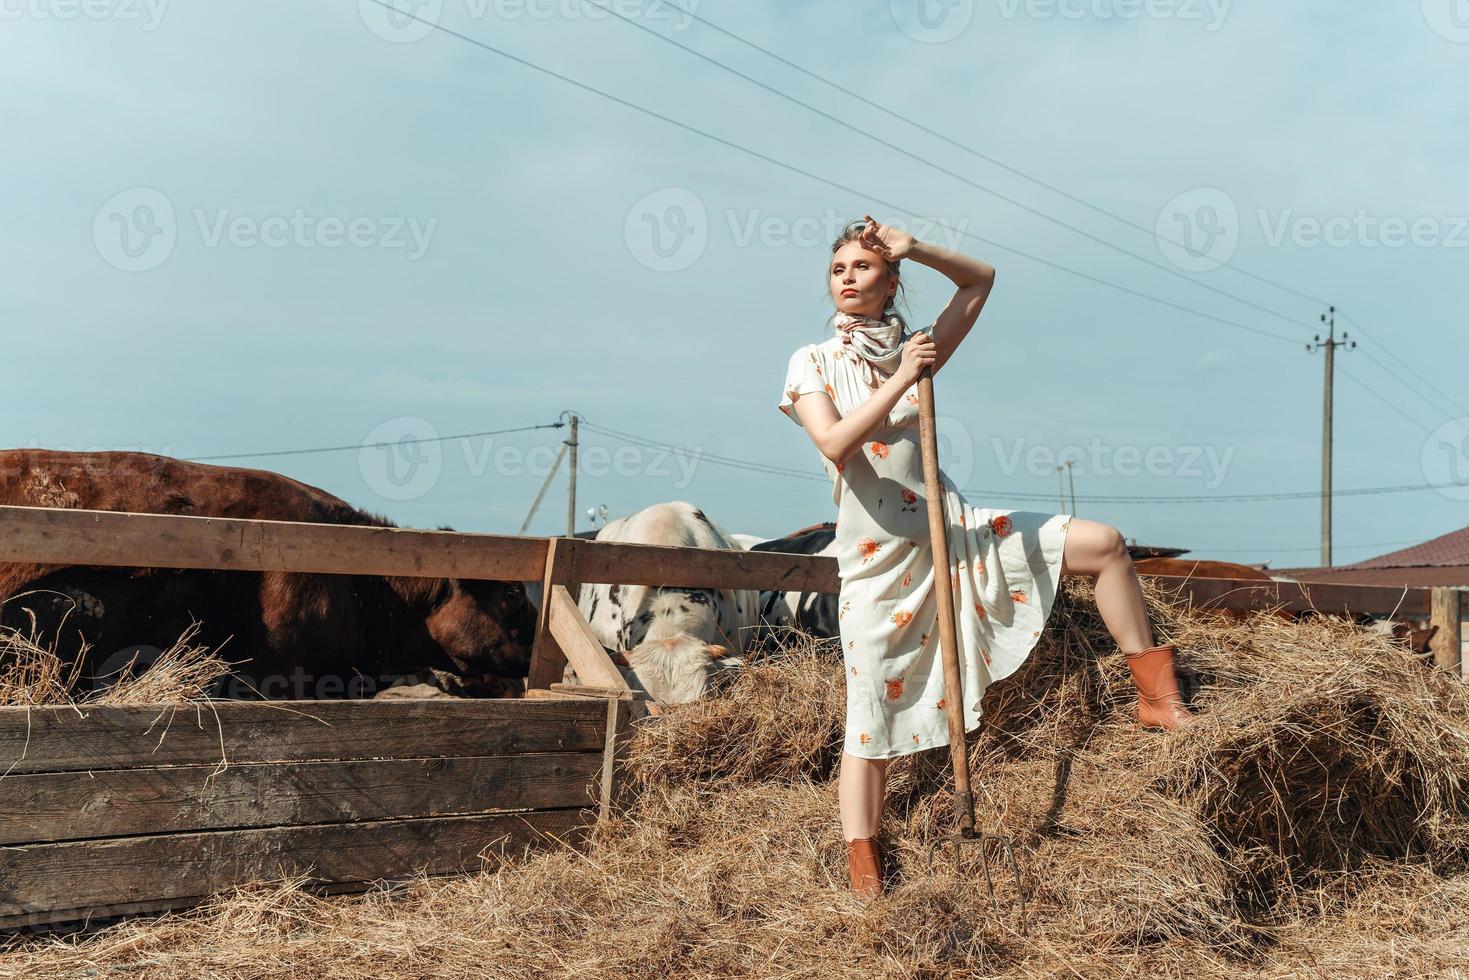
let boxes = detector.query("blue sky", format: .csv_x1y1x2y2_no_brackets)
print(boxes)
3,1,1466,568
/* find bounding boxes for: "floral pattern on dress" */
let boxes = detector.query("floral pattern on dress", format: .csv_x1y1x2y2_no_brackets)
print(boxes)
777,335,1071,760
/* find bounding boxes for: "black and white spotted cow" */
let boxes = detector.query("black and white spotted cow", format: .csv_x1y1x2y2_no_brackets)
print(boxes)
747,521,840,647
566,501,760,703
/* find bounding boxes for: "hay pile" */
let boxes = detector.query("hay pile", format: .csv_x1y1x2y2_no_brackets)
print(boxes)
3,578,1469,978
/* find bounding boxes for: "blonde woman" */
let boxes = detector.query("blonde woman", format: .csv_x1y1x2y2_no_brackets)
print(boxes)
776,215,1194,898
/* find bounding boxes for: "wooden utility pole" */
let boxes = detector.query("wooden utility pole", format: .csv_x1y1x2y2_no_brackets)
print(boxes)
1307,307,1354,567
566,414,579,538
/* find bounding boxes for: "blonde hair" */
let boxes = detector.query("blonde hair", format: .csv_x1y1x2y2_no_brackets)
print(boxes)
826,218,911,332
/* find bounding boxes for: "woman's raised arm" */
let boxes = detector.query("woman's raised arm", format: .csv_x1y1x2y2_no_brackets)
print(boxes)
905,238,996,375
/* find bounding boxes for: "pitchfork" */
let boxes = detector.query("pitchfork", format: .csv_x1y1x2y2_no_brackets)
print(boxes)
913,358,1028,929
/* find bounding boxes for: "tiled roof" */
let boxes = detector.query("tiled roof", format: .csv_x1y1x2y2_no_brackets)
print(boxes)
1271,566,1469,588
1340,524,1469,569
1273,523,1469,585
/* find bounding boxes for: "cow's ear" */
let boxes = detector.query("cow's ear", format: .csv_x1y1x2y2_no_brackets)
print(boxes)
704,644,731,659
609,650,631,667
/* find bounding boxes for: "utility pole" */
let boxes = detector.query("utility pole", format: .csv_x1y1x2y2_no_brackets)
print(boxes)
1056,457,1078,514
565,414,579,538
1306,306,1354,567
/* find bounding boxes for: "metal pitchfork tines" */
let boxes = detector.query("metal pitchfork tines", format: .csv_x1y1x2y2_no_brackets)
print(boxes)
925,809,1027,926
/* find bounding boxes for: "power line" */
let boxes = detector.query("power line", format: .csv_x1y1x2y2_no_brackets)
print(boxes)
1355,346,1457,422
581,417,1469,503
359,0,1304,347
183,422,564,462
587,0,1317,340
618,2,1468,425
578,419,828,482
1336,311,1469,419
1336,365,1435,436
640,0,1330,312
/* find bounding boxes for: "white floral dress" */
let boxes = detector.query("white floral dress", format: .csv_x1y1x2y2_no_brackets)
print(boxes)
778,330,1072,760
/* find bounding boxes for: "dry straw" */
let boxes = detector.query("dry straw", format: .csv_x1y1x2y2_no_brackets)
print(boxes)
1,578,1468,978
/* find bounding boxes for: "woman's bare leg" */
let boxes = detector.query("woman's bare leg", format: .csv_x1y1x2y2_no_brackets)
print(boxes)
1059,517,1153,653
838,751,892,841
1060,517,1193,726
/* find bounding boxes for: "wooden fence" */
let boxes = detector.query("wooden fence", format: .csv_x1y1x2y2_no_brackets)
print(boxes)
0,502,1462,927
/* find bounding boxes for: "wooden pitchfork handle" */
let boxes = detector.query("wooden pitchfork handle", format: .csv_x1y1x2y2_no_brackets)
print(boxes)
915,363,1027,922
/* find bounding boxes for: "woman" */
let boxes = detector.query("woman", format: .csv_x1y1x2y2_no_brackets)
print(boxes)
776,215,1194,899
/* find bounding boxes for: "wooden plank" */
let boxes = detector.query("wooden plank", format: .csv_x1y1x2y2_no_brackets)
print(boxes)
0,699,608,774
598,698,650,823
550,683,652,701
548,584,631,693
0,878,382,931
0,753,603,845
527,536,576,691
571,536,839,593
0,504,547,581
0,504,842,591
1431,587,1463,673
0,809,595,924
1142,574,1434,618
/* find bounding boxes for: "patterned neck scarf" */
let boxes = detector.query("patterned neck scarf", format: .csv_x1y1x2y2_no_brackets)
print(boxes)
832,310,907,388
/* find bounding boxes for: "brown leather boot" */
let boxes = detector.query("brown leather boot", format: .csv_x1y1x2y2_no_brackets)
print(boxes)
847,836,884,897
1125,642,1196,730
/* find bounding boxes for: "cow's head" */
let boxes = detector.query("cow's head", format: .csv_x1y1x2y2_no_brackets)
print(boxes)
423,578,537,686
611,636,744,704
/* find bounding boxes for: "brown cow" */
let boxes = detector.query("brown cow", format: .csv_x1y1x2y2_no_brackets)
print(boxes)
1132,557,1274,581
1134,557,1438,655
0,449,534,699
